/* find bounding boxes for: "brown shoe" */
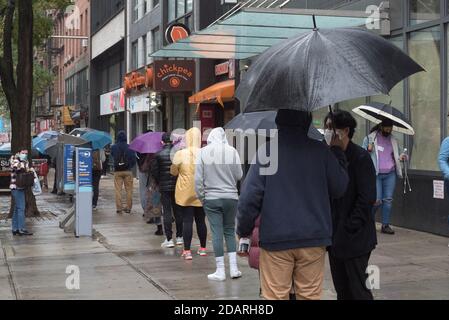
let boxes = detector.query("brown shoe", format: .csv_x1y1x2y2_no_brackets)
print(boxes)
116,210,123,214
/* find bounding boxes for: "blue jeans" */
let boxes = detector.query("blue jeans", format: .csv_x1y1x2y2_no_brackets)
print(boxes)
11,189,26,231
374,172,397,225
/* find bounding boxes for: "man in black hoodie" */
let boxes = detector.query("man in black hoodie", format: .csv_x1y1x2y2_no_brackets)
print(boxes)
111,131,136,214
324,111,377,300
237,109,349,300
151,133,183,248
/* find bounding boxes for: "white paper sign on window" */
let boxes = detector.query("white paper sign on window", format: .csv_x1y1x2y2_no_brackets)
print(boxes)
433,180,445,199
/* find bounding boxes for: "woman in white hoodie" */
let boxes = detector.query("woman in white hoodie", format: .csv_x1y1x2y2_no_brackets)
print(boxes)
195,127,244,281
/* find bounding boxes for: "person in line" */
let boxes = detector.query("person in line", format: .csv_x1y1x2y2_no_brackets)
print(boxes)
324,111,377,300
171,127,207,260
111,131,136,214
152,133,183,246
136,130,154,218
362,119,407,235
92,148,106,210
438,133,449,247
195,127,243,281
10,147,34,236
237,109,349,300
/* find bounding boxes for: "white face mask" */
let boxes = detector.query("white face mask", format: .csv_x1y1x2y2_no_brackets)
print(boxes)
324,129,333,145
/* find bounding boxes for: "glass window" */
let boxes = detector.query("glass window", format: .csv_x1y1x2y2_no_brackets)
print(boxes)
142,35,147,66
168,0,176,22
410,0,440,25
151,27,161,53
108,62,121,90
186,0,193,13
177,0,185,18
153,0,159,7
131,41,138,70
132,0,139,22
409,27,441,171
371,36,405,150
172,95,186,130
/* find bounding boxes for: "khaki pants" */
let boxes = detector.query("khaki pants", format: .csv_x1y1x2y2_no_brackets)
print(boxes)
259,247,326,300
114,171,133,211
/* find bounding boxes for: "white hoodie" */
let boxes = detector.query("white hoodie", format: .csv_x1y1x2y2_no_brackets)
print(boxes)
195,128,243,202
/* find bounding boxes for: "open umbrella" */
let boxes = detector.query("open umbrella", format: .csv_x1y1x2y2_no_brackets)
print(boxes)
224,111,324,141
44,134,89,159
37,131,60,140
352,102,415,135
82,130,112,150
129,132,164,154
69,127,94,137
236,27,424,113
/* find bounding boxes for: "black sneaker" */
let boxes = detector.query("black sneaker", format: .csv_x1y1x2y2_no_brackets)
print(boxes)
381,225,395,235
155,225,163,236
18,230,33,236
116,210,123,214
125,209,131,214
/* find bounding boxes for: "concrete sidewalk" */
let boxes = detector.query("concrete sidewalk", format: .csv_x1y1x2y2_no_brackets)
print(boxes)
1,171,448,300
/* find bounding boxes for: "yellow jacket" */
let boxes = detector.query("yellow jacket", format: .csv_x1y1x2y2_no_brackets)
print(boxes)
170,127,202,207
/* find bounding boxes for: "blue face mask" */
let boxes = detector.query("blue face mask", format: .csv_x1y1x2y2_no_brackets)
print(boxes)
19,154,28,161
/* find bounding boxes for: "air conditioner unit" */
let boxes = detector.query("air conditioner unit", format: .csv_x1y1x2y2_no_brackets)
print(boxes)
81,39,88,48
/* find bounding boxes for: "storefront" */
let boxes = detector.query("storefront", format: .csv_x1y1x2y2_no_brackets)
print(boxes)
99,87,126,141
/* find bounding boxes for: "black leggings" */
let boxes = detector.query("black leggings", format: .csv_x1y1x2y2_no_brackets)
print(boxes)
180,206,207,251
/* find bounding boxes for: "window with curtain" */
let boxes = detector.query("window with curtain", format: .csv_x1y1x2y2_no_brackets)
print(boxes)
409,26,441,171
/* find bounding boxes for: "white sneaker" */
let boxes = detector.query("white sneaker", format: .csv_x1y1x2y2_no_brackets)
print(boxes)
228,252,242,279
208,257,226,282
161,239,175,248
176,237,184,246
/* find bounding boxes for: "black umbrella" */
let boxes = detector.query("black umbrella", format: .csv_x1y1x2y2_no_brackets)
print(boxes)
224,111,324,141
352,102,415,135
236,27,424,113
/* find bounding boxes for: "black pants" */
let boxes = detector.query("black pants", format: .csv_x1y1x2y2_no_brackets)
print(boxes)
329,253,374,300
92,170,102,206
160,191,183,240
180,206,207,251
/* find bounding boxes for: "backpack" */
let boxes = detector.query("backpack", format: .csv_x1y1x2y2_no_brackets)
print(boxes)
115,148,129,172
92,151,103,172
139,154,154,173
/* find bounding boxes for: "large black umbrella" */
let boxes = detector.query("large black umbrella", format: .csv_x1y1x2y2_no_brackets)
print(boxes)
44,134,90,159
224,111,324,141
352,102,415,135
236,27,424,113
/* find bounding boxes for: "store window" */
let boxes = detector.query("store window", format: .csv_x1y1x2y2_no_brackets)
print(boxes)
172,95,186,130
409,26,441,171
410,0,440,25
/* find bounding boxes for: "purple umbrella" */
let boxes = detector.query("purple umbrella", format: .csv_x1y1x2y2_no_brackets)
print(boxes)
129,132,164,154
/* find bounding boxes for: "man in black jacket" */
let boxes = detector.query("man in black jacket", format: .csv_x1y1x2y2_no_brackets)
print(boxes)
324,111,377,300
237,109,349,300
151,133,183,248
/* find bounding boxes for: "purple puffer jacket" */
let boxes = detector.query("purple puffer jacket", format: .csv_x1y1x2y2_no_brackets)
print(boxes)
248,216,261,270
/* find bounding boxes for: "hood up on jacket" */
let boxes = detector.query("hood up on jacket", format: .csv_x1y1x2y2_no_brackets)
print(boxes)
207,127,229,145
116,130,127,143
186,127,202,149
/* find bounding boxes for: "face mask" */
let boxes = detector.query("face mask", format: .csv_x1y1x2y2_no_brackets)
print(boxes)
381,130,391,137
19,154,28,161
324,129,333,145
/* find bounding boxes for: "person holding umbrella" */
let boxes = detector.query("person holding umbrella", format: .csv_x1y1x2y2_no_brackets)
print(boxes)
356,103,414,235
324,111,377,300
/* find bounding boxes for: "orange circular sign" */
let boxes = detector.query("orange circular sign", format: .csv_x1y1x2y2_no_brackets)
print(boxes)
170,77,181,88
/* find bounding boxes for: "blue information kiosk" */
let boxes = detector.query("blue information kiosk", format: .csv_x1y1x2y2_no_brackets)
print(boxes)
75,147,93,237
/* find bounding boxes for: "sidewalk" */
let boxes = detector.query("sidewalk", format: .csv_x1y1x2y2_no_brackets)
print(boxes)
1,170,448,300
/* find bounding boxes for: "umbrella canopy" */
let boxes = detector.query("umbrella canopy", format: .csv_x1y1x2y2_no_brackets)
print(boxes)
44,134,89,159
82,130,112,150
37,131,60,140
69,127,95,137
129,132,164,154
224,111,324,141
236,27,424,113
353,103,415,135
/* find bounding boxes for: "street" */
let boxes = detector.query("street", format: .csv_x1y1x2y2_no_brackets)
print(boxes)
0,170,448,300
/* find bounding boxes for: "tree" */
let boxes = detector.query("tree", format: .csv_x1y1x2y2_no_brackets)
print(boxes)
0,0,68,216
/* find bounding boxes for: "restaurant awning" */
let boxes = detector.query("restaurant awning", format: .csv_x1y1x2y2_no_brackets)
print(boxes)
150,6,387,60
189,80,235,107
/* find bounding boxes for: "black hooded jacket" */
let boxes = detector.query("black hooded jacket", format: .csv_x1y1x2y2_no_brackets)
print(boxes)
151,143,177,192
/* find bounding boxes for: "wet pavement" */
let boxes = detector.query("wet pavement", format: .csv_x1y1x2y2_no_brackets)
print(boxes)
0,169,448,300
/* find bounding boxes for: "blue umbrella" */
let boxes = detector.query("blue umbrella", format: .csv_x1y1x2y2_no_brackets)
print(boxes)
82,130,112,150
38,131,60,140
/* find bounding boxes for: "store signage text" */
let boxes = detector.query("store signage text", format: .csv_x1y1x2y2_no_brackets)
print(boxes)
154,60,195,92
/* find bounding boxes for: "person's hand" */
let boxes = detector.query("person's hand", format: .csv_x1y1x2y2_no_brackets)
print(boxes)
399,154,408,162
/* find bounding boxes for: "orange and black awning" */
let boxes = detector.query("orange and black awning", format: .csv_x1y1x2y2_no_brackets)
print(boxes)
189,80,235,107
